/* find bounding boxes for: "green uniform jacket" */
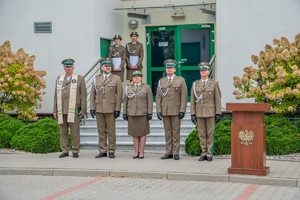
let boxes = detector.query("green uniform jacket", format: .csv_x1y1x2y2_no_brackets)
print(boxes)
90,74,123,113
190,79,221,117
156,75,188,116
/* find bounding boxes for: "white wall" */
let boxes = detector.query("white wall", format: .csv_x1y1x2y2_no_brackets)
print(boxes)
0,0,122,113
216,0,300,111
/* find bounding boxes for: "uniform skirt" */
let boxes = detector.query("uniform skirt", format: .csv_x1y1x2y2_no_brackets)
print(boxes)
128,116,150,137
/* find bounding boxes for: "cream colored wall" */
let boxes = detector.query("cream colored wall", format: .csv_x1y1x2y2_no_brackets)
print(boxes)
117,0,216,78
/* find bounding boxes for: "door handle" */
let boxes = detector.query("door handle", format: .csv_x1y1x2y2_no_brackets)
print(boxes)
146,33,150,46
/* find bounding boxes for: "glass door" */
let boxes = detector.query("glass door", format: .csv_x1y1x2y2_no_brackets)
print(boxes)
146,26,177,99
146,24,214,100
177,24,215,99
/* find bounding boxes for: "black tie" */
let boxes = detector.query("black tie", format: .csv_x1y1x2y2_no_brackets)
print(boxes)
169,78,172,84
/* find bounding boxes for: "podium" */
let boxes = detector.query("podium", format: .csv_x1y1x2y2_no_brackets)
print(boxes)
226,103,271,176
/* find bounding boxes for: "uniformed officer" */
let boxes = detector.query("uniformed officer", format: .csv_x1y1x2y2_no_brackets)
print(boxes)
123,71,153,159
190,62,222,162
109,34,126,82
125,31,144,81
156,59,188,160
53,58,87,158
90,58,123,159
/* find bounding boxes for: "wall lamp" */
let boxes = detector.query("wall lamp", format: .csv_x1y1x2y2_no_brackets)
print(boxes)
127,13,149,19
200,8,215,16
127,12,151,24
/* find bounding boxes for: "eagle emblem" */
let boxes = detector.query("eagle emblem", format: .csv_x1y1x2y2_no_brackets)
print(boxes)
239,129,254,146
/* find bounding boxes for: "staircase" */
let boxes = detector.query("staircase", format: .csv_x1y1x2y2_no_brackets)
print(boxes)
80,103,195,152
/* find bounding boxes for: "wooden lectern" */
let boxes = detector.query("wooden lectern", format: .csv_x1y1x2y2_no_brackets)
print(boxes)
226,103,271,176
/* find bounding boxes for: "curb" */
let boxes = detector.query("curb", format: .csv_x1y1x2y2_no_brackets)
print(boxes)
1,168,299,188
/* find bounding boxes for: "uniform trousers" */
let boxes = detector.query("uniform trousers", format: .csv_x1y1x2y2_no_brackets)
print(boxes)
196,116,215,157
96,113,116,153
163,115,181,155
59,114,80,153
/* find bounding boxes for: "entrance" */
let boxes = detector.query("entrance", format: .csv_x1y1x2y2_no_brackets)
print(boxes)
146,24,215,100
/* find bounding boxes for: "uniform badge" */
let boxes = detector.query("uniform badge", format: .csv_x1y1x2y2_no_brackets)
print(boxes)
72,79,77,84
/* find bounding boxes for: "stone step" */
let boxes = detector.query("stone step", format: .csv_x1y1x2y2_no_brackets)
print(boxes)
80,124,195,134
80,102,194,151
83,117,193,126
80,132,189,143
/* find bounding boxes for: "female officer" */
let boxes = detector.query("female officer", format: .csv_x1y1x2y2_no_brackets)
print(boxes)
123,71,153,159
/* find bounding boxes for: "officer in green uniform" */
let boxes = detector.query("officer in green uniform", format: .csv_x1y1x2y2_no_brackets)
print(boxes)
53,58,87,158
90,58,123,159
125,32,144,80
190,62,222,162
109,35,126,82
123,71,153,159
156,59,188,160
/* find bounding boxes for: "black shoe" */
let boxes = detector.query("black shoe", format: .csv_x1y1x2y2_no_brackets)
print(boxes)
198,156,207,161
73,153,79,158
174,155,180,160
207,157,213,162
161,154,173,159
59,152,69,158
109,153,115,158
95,153,107,158
133,153,139,159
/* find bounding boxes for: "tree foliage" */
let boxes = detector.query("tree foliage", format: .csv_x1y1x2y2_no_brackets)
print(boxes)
0,41,47,120
233,33,300,114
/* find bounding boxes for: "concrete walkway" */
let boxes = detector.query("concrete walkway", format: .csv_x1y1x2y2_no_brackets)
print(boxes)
0,150,299,188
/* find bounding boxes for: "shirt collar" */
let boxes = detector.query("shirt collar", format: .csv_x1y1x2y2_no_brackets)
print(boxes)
168,75,175,81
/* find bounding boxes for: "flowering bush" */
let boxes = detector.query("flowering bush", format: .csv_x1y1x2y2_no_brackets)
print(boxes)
233,33,300,114
0,41,47,120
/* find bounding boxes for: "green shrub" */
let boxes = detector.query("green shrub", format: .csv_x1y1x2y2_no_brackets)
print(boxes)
184,127,200,155
0,113,24,148
266,134,300,155
185,115,300,156
10,117,60,153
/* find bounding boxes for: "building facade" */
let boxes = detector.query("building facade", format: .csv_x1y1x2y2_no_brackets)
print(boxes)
0,0,299,114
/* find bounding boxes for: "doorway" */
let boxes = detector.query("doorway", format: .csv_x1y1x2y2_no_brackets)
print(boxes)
146,24,215,100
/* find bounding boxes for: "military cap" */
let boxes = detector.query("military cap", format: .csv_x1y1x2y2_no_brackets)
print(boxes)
164,59,178,68
100,58,112,65
130,31,139,37
132,70,143,77
113,35,122,40
198,62,211,71
61,58,75,66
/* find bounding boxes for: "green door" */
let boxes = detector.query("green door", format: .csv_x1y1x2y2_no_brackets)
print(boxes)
146,24,215,101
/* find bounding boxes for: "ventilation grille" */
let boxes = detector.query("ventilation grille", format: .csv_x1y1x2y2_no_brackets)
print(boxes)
34,22,52,33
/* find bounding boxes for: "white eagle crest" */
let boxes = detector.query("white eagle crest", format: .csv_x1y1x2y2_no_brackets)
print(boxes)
239,129,254,146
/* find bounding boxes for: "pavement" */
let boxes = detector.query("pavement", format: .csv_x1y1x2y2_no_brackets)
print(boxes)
0,150,300,188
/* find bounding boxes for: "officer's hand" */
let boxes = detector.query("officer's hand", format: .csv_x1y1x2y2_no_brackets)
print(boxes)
123,114,128,121
114,111,120,118
147,114,152,120
157,112,162,120
215,114,222,123
90,110,96,118
179,112,185,119
53,112,58,120
191,115,197,125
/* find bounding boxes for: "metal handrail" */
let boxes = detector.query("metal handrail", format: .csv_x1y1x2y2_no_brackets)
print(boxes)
80,58,102,125
209,54,216,79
